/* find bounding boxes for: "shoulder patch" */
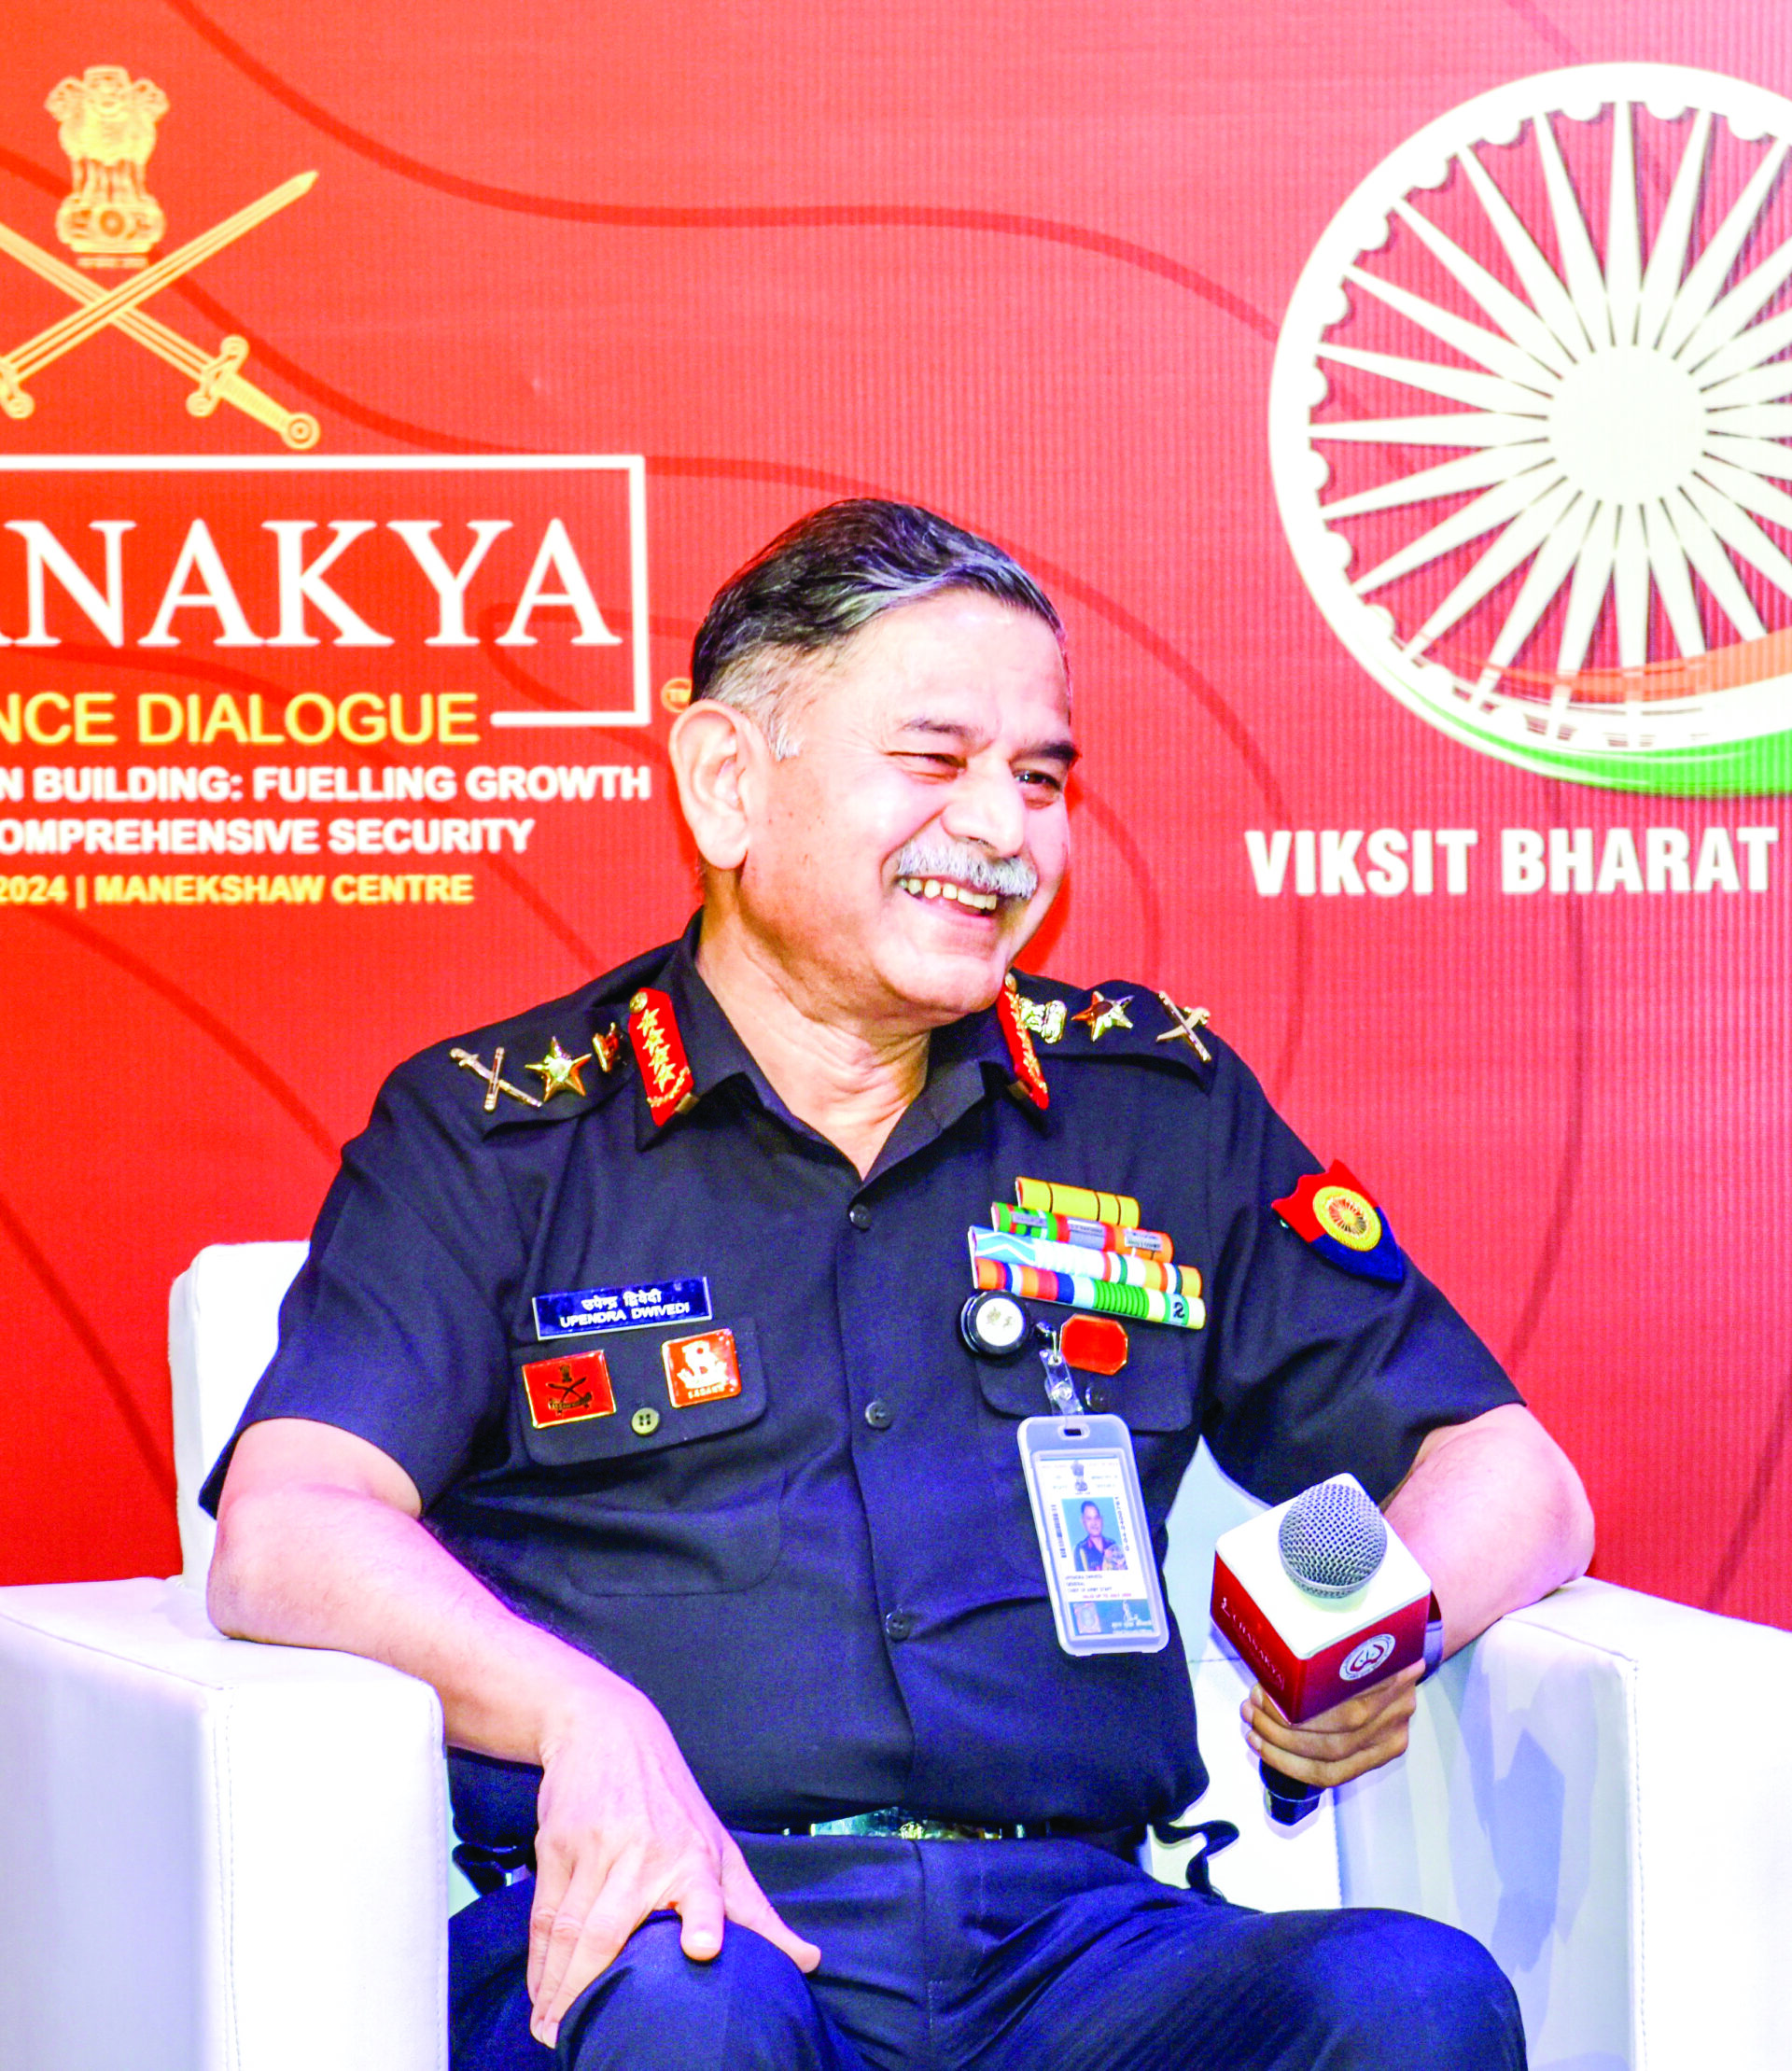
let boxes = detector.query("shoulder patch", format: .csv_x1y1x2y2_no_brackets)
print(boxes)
1271,1161,1407,1285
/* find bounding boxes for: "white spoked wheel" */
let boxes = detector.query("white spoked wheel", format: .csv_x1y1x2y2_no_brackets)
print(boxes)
1270,63,1792,794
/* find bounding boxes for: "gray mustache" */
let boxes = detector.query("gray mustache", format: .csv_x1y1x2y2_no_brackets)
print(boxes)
891,839,1039,901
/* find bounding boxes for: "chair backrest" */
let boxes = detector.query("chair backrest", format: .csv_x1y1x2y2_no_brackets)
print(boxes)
169,1241,308,1586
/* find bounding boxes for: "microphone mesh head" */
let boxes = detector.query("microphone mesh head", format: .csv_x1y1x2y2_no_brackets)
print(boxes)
1278,1478,1387,1598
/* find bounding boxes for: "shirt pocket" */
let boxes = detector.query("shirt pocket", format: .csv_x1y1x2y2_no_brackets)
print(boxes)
554,1472,786,1597
973,1318,1197,1433
513,1314,769,1470
972,1315,1198,1575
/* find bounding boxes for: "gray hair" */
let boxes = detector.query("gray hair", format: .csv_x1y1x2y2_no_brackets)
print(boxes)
690,499,1063,758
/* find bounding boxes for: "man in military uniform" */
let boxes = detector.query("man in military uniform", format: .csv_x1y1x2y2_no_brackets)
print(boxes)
205,500,1592,2069
1073,1501,1124,1572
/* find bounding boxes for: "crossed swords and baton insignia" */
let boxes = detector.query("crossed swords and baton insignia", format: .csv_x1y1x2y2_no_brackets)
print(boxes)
1,68,320,448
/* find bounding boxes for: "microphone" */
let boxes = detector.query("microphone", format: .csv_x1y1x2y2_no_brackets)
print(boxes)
1208,1475,1433,1826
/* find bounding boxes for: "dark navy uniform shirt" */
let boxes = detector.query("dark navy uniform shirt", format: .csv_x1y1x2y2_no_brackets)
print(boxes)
203,919,1518,1842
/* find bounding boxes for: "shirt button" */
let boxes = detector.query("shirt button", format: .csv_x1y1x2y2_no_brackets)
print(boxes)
630,1406,661,1436
847,1201,873,1230
1084,1382,1112,1414
883,1610,914,1643
863,1398,893,1430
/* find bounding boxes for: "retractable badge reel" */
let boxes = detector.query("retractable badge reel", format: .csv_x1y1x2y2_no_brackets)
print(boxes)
961,1294,1170,1658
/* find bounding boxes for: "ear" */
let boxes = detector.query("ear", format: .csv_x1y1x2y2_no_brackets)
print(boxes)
668,701,765,874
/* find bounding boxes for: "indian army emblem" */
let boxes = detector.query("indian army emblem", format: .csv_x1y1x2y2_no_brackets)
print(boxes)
0,66,320,446
520,1350,616,1429
1011,991,1068,1044
49,66,168,267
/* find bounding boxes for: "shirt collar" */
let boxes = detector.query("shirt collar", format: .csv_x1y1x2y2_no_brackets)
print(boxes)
634,915,1037,1162
628,916,770,1146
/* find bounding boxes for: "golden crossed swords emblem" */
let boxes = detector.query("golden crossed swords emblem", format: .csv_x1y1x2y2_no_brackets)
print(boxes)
0,172,320,448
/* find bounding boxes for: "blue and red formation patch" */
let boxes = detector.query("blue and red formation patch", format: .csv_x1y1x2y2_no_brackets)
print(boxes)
1271,1160,1406,1285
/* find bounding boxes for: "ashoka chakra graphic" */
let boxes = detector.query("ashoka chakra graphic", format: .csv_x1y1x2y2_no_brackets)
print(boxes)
1269,63,1792,794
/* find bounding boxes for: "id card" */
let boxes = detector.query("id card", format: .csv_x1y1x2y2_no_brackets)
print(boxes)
1017,1414,1170,1656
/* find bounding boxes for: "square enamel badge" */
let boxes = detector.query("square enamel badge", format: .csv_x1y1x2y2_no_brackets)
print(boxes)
662,1328,742,1408
521,1349,616,1428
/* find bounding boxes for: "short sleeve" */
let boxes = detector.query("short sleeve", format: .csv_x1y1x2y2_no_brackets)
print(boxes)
198,1052,527,1515
1196,1042,1521,1506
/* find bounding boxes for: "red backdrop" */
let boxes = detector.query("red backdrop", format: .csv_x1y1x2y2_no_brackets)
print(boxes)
2,1,1786,1629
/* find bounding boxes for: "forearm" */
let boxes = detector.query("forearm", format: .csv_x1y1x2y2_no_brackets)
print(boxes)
209,1479,631,1763
1384,1403,1594,1655
209,1418,819,2021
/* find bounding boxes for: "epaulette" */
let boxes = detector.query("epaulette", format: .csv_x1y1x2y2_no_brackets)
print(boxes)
1005,971,1221,1089
441,943,669,1132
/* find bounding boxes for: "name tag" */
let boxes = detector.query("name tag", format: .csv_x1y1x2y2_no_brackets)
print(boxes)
1017,1413,1170,1657
533,1276,713,1339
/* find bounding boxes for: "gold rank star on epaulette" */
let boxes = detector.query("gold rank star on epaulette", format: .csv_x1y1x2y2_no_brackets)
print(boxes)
526,1036,593,1101
441,960,649,1132
1071,989,1132,1042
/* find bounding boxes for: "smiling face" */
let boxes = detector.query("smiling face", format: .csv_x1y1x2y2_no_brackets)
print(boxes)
1082,1503,1104,1538
731,589,1076,1033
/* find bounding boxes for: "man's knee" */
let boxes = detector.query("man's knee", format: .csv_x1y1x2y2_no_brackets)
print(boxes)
559,1912,845,2071
1285,1910,1524,2070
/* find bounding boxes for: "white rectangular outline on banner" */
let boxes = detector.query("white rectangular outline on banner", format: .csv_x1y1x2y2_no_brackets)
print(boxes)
0,454,651,728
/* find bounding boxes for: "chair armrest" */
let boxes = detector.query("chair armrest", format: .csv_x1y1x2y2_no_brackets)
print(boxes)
0,1577,446,2071
1333,1576,1792,2071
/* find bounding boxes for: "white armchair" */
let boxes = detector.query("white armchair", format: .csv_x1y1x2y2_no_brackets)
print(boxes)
2,1240,1787,2070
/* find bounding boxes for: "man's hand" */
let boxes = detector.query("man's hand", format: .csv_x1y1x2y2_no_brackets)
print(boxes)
1239,1661,1423,1789
210,1420,820,2048
527,1685,819,2047
1233,1404,1593,1791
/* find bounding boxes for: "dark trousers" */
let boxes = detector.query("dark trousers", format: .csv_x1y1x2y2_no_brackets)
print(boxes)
451,1833,1526,2071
